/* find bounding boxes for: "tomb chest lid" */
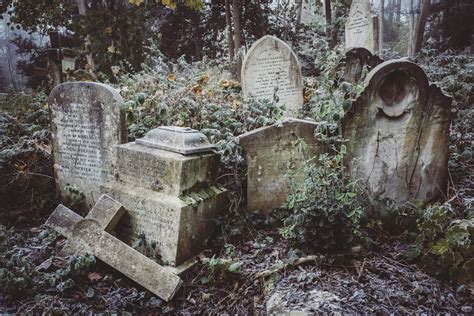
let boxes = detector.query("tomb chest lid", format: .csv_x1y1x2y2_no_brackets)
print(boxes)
135,126,215,155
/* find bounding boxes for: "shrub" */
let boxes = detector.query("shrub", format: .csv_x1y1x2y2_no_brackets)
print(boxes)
280,140,365,254
403,203,474,283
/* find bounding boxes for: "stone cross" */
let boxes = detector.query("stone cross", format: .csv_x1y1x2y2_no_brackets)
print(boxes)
46,194,182,302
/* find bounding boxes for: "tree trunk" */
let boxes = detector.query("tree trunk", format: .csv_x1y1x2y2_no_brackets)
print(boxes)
324,0,332,37
255,0,267,37
396,0,402,23
225,0,235,60
388,0,394,23
232,0,242,80
232,0,242,52
75,0,95,73
295,0,302,24
408,0,415,56
413,0,431,54
379,0,384,56
191,9,202,60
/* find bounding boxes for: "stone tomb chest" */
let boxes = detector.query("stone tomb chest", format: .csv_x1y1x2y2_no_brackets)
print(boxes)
102,127,227,266
342,60,452,206
239,118,326,214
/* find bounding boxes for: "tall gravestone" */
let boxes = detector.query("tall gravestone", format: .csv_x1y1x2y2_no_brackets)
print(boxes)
49,82,127,208
241,35,304,117
341,60,452,206
239,118,326,214
345,0,378,54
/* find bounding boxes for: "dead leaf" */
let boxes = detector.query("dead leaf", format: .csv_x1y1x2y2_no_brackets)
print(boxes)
88,272,102,282
192,84,202,97
167,73,176,81
197,74,209,84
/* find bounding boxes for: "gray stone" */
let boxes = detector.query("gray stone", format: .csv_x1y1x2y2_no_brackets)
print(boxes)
266,288,341,314
342,60,452,206
46,196,182,302
135,126,215,154
340,47,382,84
241,35,303,117
239,118,326,214
49,82,127,208
345,0,378,54
102,126,228,266
61,194,125,255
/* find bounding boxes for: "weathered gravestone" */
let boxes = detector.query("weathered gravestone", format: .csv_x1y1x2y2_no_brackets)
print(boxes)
101,126,227,266
241,35,303,117
339,47,383,84
49,82,127,208
239,118,326,214
345,0,378,54
46,194,182,302
341,60,452,206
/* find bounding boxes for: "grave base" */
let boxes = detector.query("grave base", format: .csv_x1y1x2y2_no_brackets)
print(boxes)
101,182,227,266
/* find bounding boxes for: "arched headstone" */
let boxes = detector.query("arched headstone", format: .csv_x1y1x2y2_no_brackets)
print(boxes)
49,82,127,208
241,35,303,117
342,60,452,206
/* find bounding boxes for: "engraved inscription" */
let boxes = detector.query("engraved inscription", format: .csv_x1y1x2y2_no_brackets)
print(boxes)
54,102,106,184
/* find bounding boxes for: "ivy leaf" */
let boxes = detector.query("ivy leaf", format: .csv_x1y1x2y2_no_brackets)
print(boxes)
431,238,449,255
227,261,242,274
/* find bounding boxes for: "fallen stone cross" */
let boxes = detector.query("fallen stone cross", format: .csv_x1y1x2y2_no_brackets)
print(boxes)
46,194,182,302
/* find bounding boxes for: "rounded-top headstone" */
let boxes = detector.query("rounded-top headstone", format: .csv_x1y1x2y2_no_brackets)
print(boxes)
241,35,303,117
49,82,127,208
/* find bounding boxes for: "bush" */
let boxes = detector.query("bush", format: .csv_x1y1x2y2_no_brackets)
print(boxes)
403,203,474,284
280,140,365,254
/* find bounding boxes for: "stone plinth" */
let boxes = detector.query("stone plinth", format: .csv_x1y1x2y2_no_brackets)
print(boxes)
239,118,326,214
102,126,227,266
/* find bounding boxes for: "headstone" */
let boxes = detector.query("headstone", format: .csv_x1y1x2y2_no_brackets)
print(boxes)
241,35,304,117
49,82,127,208
339,47,383,84
341,60,452,206
239,118,326,214
345,0,378,54
101,126,228,266
297,0,324,25
46,195,182,302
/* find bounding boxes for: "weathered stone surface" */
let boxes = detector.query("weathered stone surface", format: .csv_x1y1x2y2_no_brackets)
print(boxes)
342,60,452,206
136,126,215,155
113,142,219,196
239,118,326,214
102,127,228,266
345,0,378,54
102,183,227,266
49,82,127,208
46,198,182,302
339,47,383,84
241,35,303,117
61,194,125,255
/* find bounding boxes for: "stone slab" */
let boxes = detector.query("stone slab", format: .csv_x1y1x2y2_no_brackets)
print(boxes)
46,200,182,302
101,182,228,266
341,60,452,206
114,142,220,196
241,35,303,117
49,82,127,208
345,0,378,54
239,118,326,214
